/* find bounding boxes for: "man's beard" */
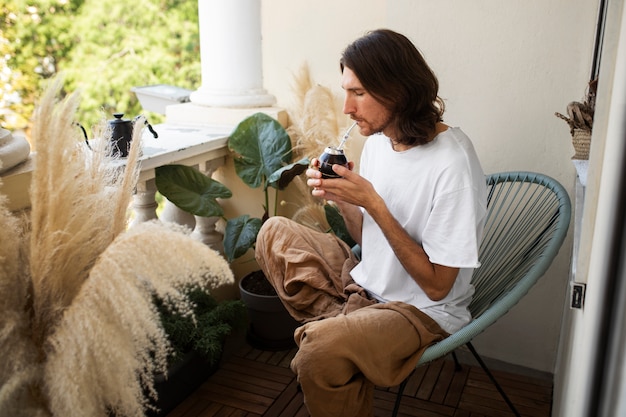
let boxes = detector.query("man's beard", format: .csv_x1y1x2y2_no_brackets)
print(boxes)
358,116,392,137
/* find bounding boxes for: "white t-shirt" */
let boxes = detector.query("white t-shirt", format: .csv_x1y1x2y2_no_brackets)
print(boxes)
350,127,487,333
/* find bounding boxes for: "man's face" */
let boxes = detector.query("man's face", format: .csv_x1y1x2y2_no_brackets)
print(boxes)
341,66,394,138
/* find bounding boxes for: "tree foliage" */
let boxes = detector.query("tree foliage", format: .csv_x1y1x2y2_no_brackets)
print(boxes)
1,0,82,130
1,0,200,132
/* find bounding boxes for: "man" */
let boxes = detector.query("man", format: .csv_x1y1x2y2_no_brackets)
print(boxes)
255,29,487,417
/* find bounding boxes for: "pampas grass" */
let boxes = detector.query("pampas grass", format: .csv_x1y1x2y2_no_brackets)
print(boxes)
0,169,45,417
44,222,233,417
287,62,351,160
283,63,355,233
291,203,331,234
0,79,234,417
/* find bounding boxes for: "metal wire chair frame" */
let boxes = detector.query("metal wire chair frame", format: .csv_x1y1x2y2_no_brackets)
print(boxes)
391,171,572,417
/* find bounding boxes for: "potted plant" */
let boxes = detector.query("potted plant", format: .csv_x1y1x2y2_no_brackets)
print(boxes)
156,66,358,350
150,289,246,416
156,112,310,350
555,78,597,160
0,80,239,417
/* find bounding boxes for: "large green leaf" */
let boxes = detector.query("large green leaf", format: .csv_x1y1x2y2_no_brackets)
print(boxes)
155,164,232,217
268,157,310,190
228,113,292,189
324,204,357,248
223,215,263,262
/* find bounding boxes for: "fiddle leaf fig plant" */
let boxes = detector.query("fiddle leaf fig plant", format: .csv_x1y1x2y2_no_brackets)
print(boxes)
155,112,309,263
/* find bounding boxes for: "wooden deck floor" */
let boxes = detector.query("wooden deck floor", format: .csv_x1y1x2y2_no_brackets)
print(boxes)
165,340,552,417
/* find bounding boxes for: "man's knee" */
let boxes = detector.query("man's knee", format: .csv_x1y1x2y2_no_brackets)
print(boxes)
258,216,291,241
292,319,354,380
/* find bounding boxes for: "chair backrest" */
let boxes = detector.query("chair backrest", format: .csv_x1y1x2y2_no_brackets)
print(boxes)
469,171,572,319
418,171,571,364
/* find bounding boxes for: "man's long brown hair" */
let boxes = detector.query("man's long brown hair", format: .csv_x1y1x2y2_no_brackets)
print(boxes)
340,29,445,146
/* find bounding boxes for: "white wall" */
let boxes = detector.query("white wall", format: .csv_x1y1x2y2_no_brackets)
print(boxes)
260,0,598,373
553,0,626,415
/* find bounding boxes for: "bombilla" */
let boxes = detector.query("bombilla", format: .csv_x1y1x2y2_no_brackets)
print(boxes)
336,121,358,151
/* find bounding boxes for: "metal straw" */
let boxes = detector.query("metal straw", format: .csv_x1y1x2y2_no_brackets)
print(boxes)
336,121,358,151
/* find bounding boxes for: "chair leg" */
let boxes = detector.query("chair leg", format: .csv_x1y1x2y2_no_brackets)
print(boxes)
451,351,463,371
391,375,410,417
393,353,462,417
466,342,521,417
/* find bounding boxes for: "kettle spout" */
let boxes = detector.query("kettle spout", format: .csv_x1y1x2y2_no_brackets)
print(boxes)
74,122,92,150
147,122,158,139
133,115,158,139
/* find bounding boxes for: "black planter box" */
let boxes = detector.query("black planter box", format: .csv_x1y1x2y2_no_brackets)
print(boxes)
147,351,219,417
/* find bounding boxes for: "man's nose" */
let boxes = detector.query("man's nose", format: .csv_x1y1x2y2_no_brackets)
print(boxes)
342,96,354,115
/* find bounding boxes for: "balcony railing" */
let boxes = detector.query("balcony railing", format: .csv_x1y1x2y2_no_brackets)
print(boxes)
130,123,231,252
0,123,232,253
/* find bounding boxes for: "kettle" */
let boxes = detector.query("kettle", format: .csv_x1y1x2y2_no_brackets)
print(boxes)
108,113,158,157
76,113,158,157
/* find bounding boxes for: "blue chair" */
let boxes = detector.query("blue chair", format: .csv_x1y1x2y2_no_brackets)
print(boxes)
390,171,572,417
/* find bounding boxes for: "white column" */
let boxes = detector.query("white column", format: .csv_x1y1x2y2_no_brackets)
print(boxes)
190,0,275,108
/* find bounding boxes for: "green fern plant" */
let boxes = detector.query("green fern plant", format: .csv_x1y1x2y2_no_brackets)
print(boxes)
157,289,246,365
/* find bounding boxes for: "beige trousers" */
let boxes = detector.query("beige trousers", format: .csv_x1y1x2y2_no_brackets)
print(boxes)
255,217,449,417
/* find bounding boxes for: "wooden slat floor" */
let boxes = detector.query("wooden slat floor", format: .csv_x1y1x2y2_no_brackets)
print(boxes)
166,342,553,417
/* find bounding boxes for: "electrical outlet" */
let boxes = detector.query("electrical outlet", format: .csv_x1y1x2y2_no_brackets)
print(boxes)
571,283,586,309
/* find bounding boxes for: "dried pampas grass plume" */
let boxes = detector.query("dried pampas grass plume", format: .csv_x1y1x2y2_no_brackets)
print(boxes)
0,177,44,417
283,62,361,233
28,78,142,347
0,78,235,416
291,203,331,234
44,222,233,417
287,62,346,160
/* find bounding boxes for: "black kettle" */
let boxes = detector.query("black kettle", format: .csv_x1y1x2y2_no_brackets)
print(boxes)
76,113,158,157
108,113,158,157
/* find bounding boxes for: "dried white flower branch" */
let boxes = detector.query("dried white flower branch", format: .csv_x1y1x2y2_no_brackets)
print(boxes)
0,78,234,417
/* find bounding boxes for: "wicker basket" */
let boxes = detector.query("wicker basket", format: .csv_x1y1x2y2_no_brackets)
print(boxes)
572,128,591,160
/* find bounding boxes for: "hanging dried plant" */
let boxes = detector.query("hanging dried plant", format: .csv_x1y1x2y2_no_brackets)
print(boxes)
0,78,234,417
555,79,597,135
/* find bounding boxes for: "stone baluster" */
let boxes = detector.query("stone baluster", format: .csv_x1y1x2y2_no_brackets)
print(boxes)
160,199,196,230
189,158,226,253
191,215,224,252
130,179,159,227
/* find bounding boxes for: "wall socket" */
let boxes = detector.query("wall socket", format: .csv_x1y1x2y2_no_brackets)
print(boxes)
571,282,586,309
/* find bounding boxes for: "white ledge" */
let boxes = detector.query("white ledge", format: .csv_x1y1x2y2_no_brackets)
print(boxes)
136,123,231,181
0,123,232,212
